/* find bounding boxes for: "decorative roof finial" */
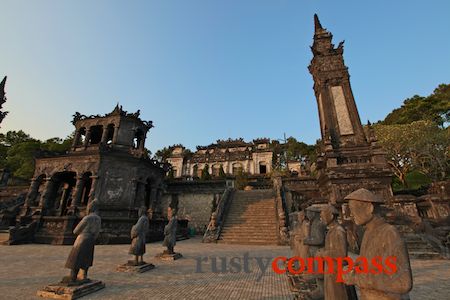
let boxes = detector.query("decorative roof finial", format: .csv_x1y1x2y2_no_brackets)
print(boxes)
0,76,8,127
0,76,6,91
314,14,323,33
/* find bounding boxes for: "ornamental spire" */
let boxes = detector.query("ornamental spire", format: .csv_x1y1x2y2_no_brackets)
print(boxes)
314,14,323,33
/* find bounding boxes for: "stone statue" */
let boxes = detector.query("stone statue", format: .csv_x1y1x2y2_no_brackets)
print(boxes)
292,211,310,259
343,188,413,300
129,206,149,265
303,204,327,300
316,204,355,300
63,199,101,283
163,206,177,254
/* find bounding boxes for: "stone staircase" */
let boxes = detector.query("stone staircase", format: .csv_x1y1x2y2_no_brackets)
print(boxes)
218,189,279,245
396,225,442,259
0,229,9,243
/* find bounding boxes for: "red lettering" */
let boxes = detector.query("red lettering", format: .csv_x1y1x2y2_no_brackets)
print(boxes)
335,257,354,283
384,256,397,275
272,256,287,274
370,256,383,274
355,257,369,274
287,257,305,275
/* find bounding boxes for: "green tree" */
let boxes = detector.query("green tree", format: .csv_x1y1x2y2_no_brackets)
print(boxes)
382,83,450,127
0,130,34,146
5,140,42,179
235,169,249,190
154,144,190,162
201,164,211,181
374,120,449,187
219,164,226,179
154,146,173,162
41,133,73,153
270,137,317,172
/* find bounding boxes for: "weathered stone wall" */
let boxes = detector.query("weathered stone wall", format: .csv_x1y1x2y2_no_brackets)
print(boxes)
0,185,28,207
161,193,216,235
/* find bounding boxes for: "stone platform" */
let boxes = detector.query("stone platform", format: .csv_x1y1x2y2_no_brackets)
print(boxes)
1,237,449,299
36,279,105,299
116,261,155,273
155,252,182,261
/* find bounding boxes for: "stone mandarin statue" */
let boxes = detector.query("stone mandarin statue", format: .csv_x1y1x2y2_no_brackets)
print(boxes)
292,211,310,260
316,205,356,300
63,199,101,283
303,205,327,300
129,206,150,265
343,188,413,300
163,206,178,254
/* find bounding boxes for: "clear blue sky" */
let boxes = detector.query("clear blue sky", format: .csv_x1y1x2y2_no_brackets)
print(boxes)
1,1,449,154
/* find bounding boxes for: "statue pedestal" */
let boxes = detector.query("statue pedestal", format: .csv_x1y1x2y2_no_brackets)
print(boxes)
155,252,182,261
286,273,317,293
37,279,105,299
116,261,155,273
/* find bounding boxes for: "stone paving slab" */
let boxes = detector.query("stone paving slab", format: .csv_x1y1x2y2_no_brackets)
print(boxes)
0,237,449,299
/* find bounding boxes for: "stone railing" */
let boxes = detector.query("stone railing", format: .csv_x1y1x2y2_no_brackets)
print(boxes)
202,188,234,243
273,176,289,245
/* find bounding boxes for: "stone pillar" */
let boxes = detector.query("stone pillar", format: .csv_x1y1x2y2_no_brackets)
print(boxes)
72,129,81,148
101,126,109,144
112,125,120,143
88,175,98,202
149,187,158,210
138,133,146,151
38,178,55,209
58,183,70,215
83,128,91,147
70,176,84,208
25,178,40,206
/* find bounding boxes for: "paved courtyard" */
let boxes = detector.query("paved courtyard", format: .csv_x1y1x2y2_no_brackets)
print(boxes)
0,237,449,299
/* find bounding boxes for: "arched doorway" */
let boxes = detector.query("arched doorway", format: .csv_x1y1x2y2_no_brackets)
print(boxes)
232,163,243,175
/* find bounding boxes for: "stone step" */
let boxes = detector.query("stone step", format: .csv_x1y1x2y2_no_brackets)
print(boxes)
217,239,278,245
222,227,277,234
219,234,278,240
230,204,274,207
225,217,277,221
0,230,10,243
230,206,274,209
219,189,278,245
408,251,442,259
222,222,277,227
222,226,277,230
227,210,276,213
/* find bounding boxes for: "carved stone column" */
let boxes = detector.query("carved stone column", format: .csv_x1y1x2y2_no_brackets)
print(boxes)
112,125,120,143
70,176,84,208
25,178,39,206
149,187,158,211
83,128,91,147
88,175,98,202
58,183,70,216
138,133,146,151
72,129,81,148
101,126,109,144
38,178,55,209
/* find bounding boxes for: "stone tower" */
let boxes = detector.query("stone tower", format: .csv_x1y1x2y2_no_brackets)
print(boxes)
308,15,393,205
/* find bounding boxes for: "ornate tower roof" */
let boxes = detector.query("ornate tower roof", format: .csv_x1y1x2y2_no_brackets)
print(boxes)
70,104,153,158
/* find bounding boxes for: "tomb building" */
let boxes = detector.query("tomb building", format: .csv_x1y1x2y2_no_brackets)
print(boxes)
166,138,273,178
16,105,167,244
